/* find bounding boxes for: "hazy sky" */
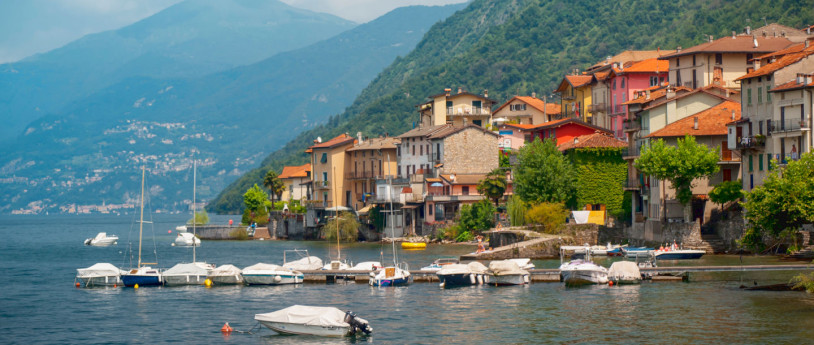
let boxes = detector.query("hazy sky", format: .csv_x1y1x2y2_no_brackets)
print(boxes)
0,0,467,64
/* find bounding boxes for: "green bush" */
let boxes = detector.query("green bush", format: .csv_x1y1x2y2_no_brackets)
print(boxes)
458,200,496,234
455,230,474,242
229,228,249,240
525,202,568,234
507,195,527,226
187,210,209,226
241,207,269,226
791,272,814,293
321,212,360,242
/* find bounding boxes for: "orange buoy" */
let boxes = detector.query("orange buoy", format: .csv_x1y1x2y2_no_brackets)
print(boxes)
76,282,80,288
221,322,233,333
114,284,117,288
608,280,614,286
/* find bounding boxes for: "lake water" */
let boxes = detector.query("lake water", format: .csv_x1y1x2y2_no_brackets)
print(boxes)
2,214,814,344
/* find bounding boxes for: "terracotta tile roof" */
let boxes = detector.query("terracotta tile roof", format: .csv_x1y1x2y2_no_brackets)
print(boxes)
564,75,594,88
502,123,537,130
345,136,400,152
440,173,487,185
397,124,451,139
611,58,670,74
588,50,675,71
751,23,812,42
309,134,355,150
427,124,499,139
768,78,814,92
426,89,497,103
557,133,627,151
623,86,692,105
736,46,814,80
659,35,794,59
278,163,311,179
647,101,741,138
494,96,561,115
755,42,807,60
641,86,736,111
593,71,611,81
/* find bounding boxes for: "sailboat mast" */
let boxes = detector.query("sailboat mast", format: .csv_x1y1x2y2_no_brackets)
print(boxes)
192,158,196,263
386,154,396,266
332,166,340,259
138,166,145,268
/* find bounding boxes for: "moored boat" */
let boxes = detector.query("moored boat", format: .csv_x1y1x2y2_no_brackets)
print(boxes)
653,249,705,260
243,263,304,285
207,264,243,285
507,258,535,270
622,246,654,258
163,262,214,286
120,167,163,287
420,258,459,271
84,232,118,246
75,263,125,287
282,251,323,271
608,261,642,284
255,305,372,337
436,261,488,288
369,266,411,287
173,232,200,247
485,260,530,286
559,260,609,286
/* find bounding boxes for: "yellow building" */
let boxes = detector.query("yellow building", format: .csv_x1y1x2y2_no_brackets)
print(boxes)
307,134,356,208
345,136,400,211
418,88,497,127
555,74,594,123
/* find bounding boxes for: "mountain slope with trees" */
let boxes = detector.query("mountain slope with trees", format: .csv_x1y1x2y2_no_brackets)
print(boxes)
209,0,814,213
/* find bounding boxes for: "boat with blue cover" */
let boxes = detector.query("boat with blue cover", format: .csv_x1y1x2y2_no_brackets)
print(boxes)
653,249,705,260
120,167,163,287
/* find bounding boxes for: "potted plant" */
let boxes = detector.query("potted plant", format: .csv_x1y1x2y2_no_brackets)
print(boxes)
754,134,766,145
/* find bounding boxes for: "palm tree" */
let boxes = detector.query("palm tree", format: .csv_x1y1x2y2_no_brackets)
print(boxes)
477,168,508,207
263,169,286,205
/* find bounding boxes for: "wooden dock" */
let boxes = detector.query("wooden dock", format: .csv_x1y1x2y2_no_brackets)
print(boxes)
299,264,814,284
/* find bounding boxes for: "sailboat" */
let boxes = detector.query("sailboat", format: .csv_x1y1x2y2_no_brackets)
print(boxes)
121,167,163,287
164,159,214,286
369,155,411,287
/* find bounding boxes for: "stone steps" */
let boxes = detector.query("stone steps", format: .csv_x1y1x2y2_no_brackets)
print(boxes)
684,234,728,254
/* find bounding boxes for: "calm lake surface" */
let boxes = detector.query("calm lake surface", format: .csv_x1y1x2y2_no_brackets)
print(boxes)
2,214,814,344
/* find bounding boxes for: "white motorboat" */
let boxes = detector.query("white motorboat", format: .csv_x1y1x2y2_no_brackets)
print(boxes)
173,232,200,247
175,225,188,232
485,260,530,286
163,262,215,286
84,232,118,246
589,243,624,256
507,258,535,270
608,261,642,284
653,249,705,260
369,265,411,287
282,250,323,271
559,259,609,286
436,261,489,288
243,263,304,285
420,258,459,271
76,263,125,287
207,264,243,285
255,305,372,337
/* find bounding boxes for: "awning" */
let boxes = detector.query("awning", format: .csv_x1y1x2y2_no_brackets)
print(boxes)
325,206,352,211
401,205,419,209
357,204,374,214
430,182,443,187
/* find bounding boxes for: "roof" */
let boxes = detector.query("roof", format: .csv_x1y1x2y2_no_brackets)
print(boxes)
440,173,487,185
494,96,561,115
425,89,497,103
659,35,794,59
736,45,814,80
647,101,741,138
527,117,613,134
593,71,611,81
769,78,814,92
754,42,808,61
345,136,400,152
396,125,451,139
642,86,737,111
587,50,674,71
556,75,594,91
557,133,627,151
610,58,670,74
278,163,311,179
308,134,355,150
750,23,812,42
502,123,538,130
427,124,499,139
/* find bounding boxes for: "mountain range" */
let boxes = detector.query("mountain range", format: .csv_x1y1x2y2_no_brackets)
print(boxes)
207,0,814,214
0,1,465,214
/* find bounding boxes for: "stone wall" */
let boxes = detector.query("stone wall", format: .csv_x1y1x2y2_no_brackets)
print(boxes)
269,212,308,240
625,219,702,246
711,210,746,251
196,225,244,240
440,127,498,174
562,223,599,245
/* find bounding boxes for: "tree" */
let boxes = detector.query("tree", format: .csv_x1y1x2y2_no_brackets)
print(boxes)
243,184,268,214
477,168,507,206
634,135,719,222
322,212,360,242
187,209,209,226
525,202,568,234
458,200,496,235
741,152,814,251
263,169,285,204
506,195,527,226
514,138,575,205
709,179,743,209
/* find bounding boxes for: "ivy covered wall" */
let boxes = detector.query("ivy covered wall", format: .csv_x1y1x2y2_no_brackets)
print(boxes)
566,148,628,219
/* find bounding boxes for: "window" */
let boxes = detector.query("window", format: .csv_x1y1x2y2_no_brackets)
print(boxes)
420,145,423,156
675,70,682,86
397,146,401,156
322,172,328,181
621,78,625,88
412,145,415,155
759,154,763,171
766,85,772,102
715,53,723,65
746,53,753,65
650,76,658,86
462,186,470,195
767,154,773,170
676,57,680,67
759,121,763,135
428,205,433,215
397,165,401,177
472,100,482,110
320,153,328,164
692,70,697,89
757,87,762,104
722,168,732,182
747,88,752,105
692,55,696,66
436,143,441,161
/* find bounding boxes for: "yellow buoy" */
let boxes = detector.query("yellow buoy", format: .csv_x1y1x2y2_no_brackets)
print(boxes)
134,284,139,289
205,279,212,287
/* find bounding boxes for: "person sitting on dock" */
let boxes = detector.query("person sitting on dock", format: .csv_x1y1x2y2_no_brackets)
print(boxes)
476,235,486,253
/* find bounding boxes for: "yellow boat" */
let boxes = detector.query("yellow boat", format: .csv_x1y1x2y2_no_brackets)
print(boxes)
401,242,427,250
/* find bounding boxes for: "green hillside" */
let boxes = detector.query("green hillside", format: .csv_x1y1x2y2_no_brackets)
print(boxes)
209,0,814,214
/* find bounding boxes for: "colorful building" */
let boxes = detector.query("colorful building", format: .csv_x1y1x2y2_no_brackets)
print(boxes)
555,74,593,123
492,94,561,125
277,163,311,202
606,58,670,140
418,88,497,127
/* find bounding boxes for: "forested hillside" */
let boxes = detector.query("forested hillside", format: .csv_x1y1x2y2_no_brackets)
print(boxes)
208,0,814,213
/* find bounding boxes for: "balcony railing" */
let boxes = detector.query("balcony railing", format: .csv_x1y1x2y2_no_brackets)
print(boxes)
720,149,740,162
611,104,626,115
623,147,641,159
447,107,491,116
735,136,766,149
769,119,810,133
624,177,641,190
561,94,576,101
623,119,641,132
778,152,802,165
314,180,330,189
588,103,606,113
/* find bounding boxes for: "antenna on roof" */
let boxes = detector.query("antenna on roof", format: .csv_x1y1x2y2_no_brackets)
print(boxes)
762,17,767,26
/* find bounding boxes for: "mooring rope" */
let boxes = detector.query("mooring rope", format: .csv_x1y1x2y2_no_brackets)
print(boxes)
232,322,261,335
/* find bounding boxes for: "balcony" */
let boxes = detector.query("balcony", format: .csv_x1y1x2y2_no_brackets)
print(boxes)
447,106,491,116
719,149,740,164
314,180,330,190
561,94,576,101
425,192,485,203
346,171,389,180
622,147,640,160
402,193,424,203
588,103,606,113
735,136,766,150
778,152,802,165
610,104,627,115
769,119,810,134
624,177,641,191
623,119,641,133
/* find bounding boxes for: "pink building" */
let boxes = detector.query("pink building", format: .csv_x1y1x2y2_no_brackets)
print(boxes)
607,58,669,140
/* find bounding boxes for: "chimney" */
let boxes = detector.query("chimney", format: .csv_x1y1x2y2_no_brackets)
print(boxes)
731,110,736,120
574,137,579,144
444,88,451,96
484,89,488,98
693,117,698,130
746,26,751,35
646,90,651,99
781,30,786,37
676,46,682,52
357,132,363,144
458,87,463,94
753,35,759,48
708,35,714,43
666,87,676,100
797,73,804,84
732,31,737,39
806,39,810,48
317,136,322,143
725,89,730,97
532,91,537,98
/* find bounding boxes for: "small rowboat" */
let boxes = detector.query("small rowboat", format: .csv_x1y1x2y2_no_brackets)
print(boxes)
401,242,426,249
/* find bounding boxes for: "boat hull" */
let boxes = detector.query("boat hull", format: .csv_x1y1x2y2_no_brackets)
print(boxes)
209,275,243,285
369,276,410,287
561,270,609,286
654,251,705,260
163,274,208,286
438,273,480,287
77,275,122,287
258,321,349,337
243,273,303,285
121,274,163,287
485,274,528,286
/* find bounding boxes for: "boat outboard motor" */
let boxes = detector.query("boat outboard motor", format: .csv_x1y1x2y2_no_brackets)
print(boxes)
344,311,373,335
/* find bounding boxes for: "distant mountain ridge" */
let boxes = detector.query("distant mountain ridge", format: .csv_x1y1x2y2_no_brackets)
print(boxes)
0,4,465,214
0,0,356,141
207,0,814,214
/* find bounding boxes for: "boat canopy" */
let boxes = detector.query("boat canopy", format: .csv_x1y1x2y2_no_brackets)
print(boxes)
436,264,471,275
467,261,489,274
164,262,210,276
94,232,108,240
243,263,285,272
255,305,352,328
488,260,528,276
608,261,640,280
76,263,124,277
352,261,381,271
283,256,324,271
209,264,241,276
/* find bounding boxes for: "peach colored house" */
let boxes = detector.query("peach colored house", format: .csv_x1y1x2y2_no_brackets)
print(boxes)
493,95,561,125
418,88,497,128
278,163,311,202
307,134,356,208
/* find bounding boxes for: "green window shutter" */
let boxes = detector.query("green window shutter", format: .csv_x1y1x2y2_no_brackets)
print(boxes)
766,86,772,102
748,155,753,172
757,87,762,104
767,154,773,170
758,154,763,171
747,89,752,105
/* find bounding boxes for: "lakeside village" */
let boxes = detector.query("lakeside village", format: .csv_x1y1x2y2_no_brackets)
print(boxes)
225,23,814,260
